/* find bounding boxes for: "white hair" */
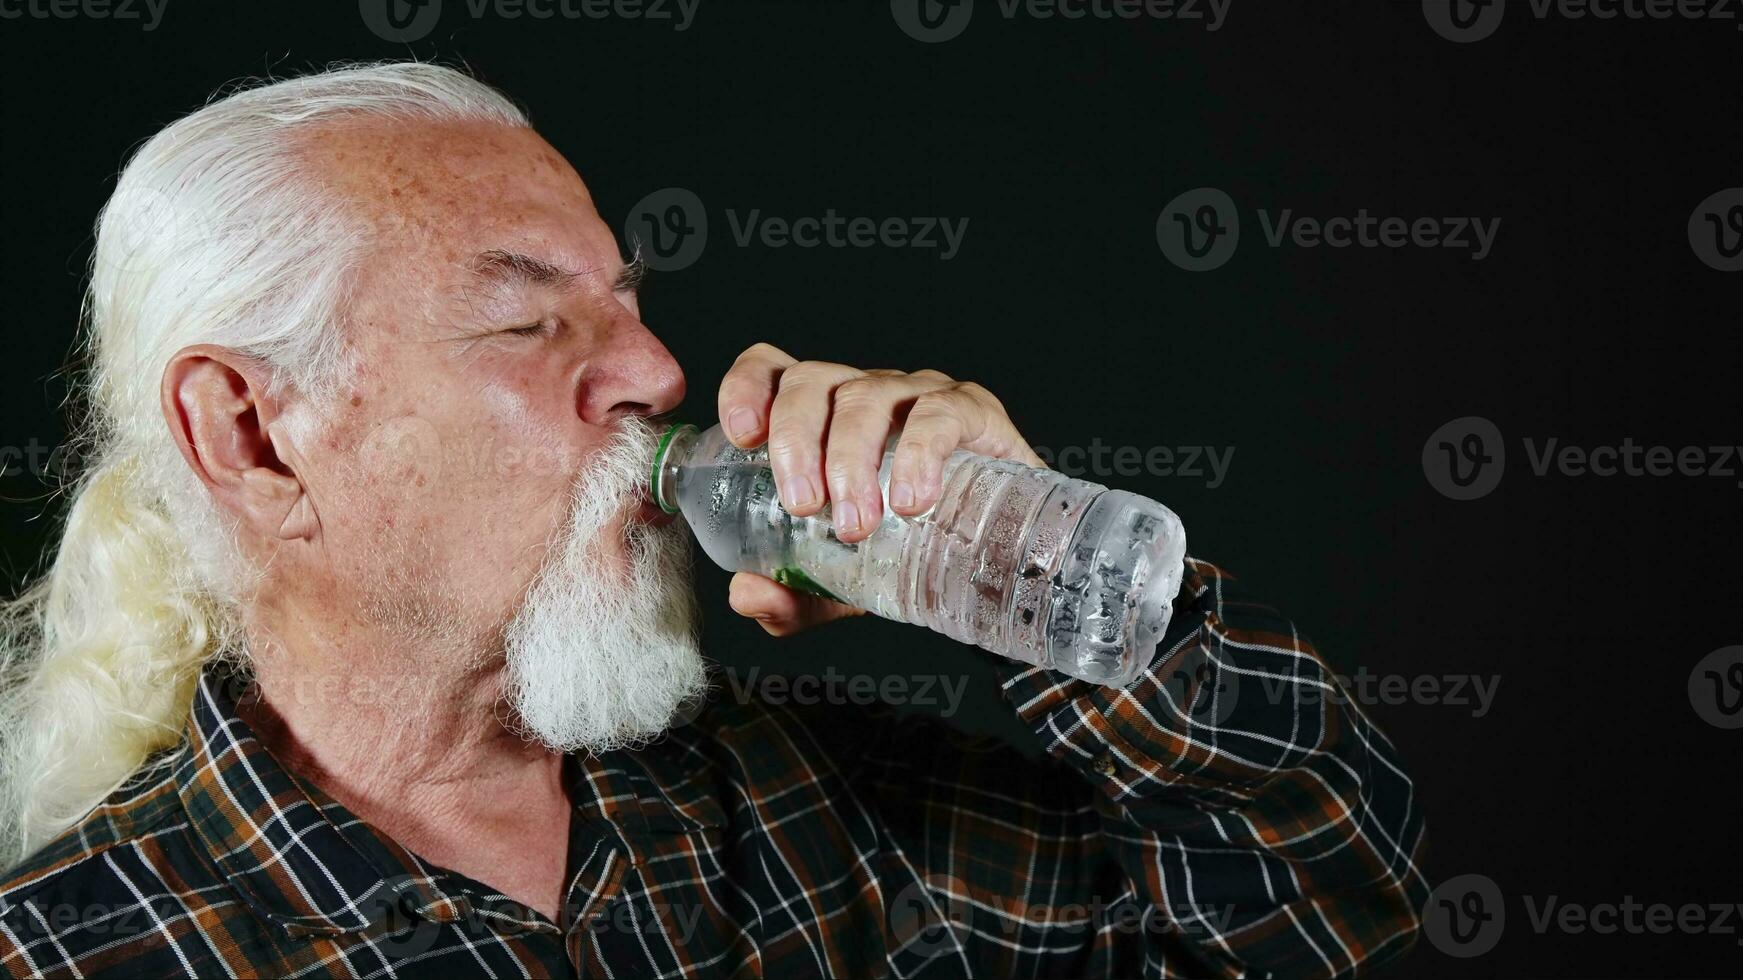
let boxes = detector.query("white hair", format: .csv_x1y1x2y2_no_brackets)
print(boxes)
0,62,528,869
503,416,707,754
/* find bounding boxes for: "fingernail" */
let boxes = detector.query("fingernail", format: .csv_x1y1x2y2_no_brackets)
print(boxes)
889,480,915,510
727,408,758,442
786,474,821,510
834,500,861,535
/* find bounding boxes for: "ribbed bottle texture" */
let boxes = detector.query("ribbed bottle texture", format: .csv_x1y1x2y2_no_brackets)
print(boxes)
654,424,1187,687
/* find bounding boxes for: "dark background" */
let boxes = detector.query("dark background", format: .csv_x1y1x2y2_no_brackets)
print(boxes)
2,1,1739,976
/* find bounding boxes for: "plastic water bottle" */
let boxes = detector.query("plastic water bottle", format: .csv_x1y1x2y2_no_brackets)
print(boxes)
651,423,1188,687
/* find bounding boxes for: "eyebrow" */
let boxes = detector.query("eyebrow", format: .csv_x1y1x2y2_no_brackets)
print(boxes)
468,249,646,293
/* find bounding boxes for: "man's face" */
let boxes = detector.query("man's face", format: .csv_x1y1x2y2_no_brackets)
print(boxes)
285,117,687,652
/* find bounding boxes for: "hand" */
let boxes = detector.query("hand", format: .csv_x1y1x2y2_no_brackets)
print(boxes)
717,343,1043,635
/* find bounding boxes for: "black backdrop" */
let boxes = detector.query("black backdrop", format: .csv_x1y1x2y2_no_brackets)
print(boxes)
2,2,1740,976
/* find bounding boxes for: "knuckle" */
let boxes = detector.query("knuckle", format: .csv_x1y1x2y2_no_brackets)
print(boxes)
955,381,1000,408
741,341,789,362
774,371,819,396
832,376,885,408
911,368,953,384
780,361,837,388
910,389,955,415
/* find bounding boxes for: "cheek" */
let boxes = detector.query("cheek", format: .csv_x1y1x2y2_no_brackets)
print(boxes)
317,355,592,560
456,368,589,489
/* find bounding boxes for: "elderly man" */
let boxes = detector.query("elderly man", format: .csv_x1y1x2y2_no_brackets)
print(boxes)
0,63,1425,978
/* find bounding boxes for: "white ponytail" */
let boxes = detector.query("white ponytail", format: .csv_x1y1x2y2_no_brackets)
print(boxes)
0,62,527,869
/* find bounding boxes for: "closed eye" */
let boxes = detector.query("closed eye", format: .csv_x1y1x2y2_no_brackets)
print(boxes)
502,320,556,338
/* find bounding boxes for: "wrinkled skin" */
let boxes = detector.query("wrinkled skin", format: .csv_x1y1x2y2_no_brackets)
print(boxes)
159,116,1038,919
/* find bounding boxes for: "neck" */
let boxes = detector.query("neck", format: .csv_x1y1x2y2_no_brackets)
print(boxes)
236,602,574,920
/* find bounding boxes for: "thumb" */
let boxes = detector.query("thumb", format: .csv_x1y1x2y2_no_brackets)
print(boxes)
728,572,866,637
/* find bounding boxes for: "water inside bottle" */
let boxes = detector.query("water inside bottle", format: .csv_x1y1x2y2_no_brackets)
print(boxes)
660,424,1186,687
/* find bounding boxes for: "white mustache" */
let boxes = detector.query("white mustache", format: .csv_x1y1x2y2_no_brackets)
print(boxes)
500,416,707,754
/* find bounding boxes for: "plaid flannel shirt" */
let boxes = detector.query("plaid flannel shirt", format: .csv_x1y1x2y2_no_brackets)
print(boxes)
0,559,1428,978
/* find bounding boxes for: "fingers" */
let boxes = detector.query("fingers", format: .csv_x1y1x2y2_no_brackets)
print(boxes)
888,383,1040,516
823,373,956,540
765,360,866,517
719,346,1038,540
728,572,866,636
717,343,796,448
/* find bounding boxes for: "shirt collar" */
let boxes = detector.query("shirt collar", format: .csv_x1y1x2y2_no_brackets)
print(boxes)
174,665,723,937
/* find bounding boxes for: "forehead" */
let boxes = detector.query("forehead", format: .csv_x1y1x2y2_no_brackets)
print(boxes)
301,116,614,266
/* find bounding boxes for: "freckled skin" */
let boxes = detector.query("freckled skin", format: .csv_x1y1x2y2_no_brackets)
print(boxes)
226,117,685,920
271,118,684,653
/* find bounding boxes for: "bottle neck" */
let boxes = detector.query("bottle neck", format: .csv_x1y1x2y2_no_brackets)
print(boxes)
650,423,698,514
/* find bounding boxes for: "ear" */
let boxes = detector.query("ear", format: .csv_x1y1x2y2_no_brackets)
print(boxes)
160,344,318,541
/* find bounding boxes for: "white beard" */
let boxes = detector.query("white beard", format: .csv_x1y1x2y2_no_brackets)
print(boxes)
501,417,708,754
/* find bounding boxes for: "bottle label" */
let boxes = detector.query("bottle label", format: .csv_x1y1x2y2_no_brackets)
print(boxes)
772,566,846,604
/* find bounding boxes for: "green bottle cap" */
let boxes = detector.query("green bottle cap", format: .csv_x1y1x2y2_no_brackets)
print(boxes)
650,423,696,515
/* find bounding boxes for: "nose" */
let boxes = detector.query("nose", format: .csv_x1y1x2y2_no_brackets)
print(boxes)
577,314,686,425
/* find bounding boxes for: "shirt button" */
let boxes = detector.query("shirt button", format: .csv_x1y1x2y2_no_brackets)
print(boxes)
1091,753,1117,777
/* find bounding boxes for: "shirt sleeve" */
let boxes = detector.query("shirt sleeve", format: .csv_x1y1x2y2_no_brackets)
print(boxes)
836,557,1429,978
